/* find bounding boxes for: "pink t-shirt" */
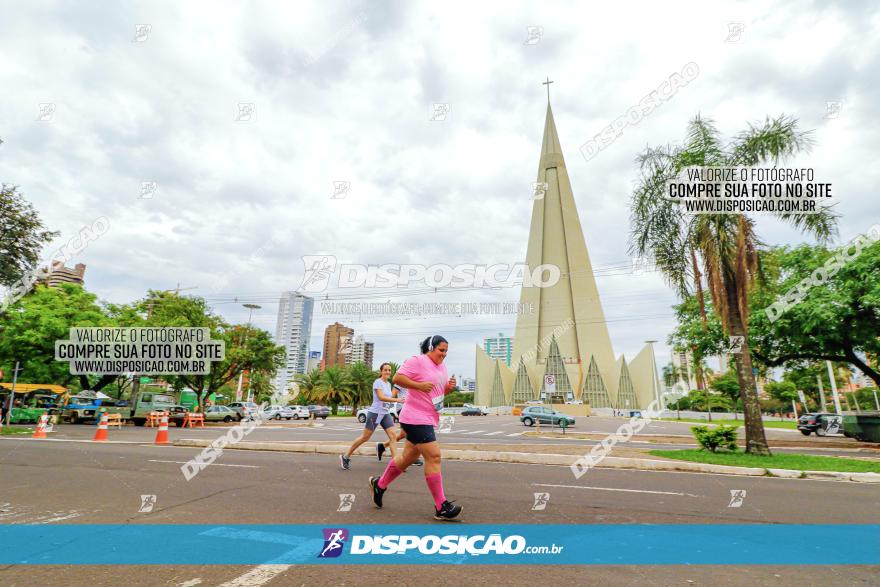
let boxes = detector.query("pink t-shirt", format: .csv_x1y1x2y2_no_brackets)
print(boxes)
397,353,449,426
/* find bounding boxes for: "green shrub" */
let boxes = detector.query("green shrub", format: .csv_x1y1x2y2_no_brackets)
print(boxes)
691,424,738,452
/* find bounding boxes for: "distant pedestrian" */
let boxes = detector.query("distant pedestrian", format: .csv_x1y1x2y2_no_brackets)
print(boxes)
339,363,402,470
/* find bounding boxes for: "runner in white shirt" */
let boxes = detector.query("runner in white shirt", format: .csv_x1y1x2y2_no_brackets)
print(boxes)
377,383,422,466
340,363,401,470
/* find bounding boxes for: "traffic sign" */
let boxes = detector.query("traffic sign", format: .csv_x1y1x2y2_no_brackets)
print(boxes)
544,374,556,394
140,377,152,384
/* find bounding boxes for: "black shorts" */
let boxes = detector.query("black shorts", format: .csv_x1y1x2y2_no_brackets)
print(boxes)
400,422,437,444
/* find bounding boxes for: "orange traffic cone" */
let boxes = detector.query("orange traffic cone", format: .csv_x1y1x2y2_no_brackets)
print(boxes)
154,414,169,445
33,414,49,439
93,413,109,441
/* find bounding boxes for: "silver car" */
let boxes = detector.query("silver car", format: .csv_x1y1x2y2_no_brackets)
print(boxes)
204,405,238,422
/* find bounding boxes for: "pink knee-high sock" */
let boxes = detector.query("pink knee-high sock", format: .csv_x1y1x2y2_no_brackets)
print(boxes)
425,473,446,509
378,460,403,489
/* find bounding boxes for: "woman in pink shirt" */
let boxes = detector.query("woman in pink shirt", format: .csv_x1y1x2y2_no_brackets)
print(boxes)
368,335,462,521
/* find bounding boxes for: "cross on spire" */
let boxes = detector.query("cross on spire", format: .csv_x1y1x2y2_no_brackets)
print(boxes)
542,77,554,103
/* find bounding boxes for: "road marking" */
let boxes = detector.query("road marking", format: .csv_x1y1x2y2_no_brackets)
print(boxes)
148,459,260,469
218,565,290,587
484,431,504,436
506,432,524,437
461,430,485,435
32,512,83,524
179,580,203,587
533,483,702,497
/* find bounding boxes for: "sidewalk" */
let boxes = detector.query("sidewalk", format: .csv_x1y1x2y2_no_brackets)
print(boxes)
173,438,880,484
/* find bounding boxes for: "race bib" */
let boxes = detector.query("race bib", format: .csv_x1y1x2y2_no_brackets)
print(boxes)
432,395,444,413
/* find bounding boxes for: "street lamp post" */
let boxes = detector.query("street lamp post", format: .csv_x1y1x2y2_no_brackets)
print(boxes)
236,304,261,403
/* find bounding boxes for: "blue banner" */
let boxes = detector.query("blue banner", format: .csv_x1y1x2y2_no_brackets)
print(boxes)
1,524,877,565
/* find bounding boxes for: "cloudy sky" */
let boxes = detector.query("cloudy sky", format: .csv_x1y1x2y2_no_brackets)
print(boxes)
1,0,878,379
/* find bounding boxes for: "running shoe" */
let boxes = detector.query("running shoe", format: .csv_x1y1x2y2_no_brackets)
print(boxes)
413,458,424,466
434,500,462,521
377,442,385,461
369,476,386,508
340,454,351,470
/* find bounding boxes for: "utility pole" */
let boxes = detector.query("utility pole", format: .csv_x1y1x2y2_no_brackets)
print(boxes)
826,360,842,415
817,375,827,412
4,362,22,427
236,303,261,402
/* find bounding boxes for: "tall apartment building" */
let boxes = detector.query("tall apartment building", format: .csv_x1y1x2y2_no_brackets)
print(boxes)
273,292,314,398
307,351,322,373
345,335,374,369
483,332,513,367
38,261,86,287
323,322,354,369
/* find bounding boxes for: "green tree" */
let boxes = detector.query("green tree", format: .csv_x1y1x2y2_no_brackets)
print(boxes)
630,114,837,455
749,243,880,388
0,284,114,390
348,362,378,412
0,183,59,288
293,369,324,404
311,365,353,415
709,370,741,405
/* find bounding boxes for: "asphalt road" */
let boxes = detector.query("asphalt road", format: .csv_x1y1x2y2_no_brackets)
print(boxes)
1,435,878,586
35,415,879,458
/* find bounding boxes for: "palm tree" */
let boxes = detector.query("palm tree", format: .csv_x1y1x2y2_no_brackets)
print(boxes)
631,114,837,455
662,362,684,387
292,369,323,404
312,365,353,415
348,362,377,412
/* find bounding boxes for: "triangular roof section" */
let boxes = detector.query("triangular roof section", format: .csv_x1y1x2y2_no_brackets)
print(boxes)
615,356,640,410
582,355,613,408
630,344,662,410
512,357,536,403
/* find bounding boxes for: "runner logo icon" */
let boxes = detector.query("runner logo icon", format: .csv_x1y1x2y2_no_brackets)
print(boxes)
318,528,349,558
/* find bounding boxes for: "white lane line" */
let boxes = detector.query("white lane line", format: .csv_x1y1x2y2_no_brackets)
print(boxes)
506,432,524,437
32,512,83,524
533,483,702,497
484,431,504,436
461,430,485,435
148,459,260,469
218,565,290,587
179,580,203,587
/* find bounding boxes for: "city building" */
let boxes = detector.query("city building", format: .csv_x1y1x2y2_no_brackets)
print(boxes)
307,351,322,373
38,261,86,287
273,292,314,399
345,335,375,369
323,322,354,369
671,350,699,390
475,99,661,409
484,333,513,367
459,377,476,392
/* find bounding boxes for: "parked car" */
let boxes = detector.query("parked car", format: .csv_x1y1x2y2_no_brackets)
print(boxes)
461,406,487,416
519,406,575,427
261,405,305,420
356,404,400,423
307,405,330,419
167,405,191,427
798,412,843,436
228,401,260,421
204,405,238,423
287,405,310,420
130,391,178,426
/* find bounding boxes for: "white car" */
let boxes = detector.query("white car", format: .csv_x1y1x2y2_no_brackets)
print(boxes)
287,405,310,420
356,404,400,424
262,405,309,420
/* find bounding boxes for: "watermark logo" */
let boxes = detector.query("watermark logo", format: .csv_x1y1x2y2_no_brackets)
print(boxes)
531,182,548,200
36,102,56,122
765,224,880,322
300,255,338,292
531,492,550,511
580,62,699,162
631,256,656,276
331,181,350,199
140,181,158,199
438,416,455,433
725,22,744,43
523,26,543,45
133,24,152,42
234,102,256,123
297,259,561,292
138,494,157,513
727,336,744,354
728,490,746,508
337,494,355,512
319,528,349,558
429,103,450,122
825,101,842,119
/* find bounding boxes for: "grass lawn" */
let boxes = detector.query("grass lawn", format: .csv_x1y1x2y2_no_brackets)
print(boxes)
649,449,880,473
659,417,797,429
0,426,34,436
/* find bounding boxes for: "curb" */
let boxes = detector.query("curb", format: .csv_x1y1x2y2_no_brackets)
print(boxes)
173,439,880,483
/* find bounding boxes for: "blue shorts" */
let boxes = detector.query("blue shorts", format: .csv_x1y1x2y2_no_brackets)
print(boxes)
364,411,395,431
